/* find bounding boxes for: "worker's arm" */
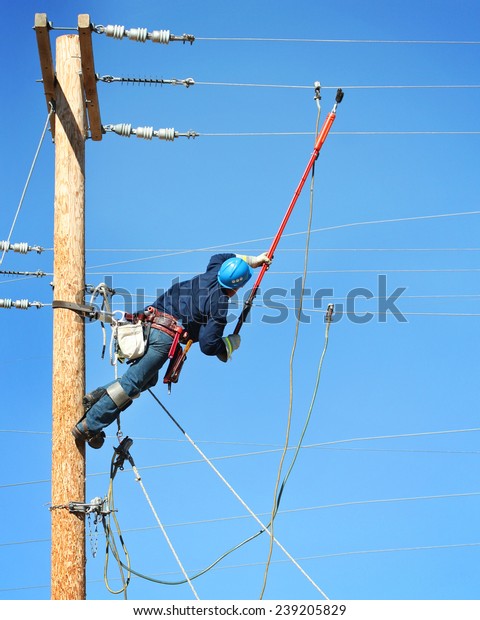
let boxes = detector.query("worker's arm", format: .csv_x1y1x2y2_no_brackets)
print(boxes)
236,252,272,268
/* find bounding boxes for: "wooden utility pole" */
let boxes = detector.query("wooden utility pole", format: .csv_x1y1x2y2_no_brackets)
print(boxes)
50,33,87,600
35,11,102,599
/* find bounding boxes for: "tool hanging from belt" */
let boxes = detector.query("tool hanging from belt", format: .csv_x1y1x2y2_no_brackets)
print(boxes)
129,307,192,393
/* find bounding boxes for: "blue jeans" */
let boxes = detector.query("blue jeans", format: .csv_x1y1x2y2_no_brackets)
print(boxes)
84,328,173,434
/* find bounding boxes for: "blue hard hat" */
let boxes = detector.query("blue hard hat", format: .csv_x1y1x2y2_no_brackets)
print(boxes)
217,257,253,289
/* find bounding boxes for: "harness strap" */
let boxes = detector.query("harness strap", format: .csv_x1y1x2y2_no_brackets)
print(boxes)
52,300,115,323
107,381,133,411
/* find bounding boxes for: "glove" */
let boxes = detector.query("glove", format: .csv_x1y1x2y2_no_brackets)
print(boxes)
217,334,241,362
238,252,272,269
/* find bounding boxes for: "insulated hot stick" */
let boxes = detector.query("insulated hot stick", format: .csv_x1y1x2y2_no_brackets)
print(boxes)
234,89,344,335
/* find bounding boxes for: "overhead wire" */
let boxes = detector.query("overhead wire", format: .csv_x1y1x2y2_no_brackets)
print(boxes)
195,36,480,45
2,490,480,549
2,540,479,594
85,210,480,270
0,104,54,266
2,426,480,489
195,81,480,90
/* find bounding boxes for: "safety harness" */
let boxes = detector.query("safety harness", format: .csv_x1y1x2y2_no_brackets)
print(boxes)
53,298,192,391
124,306,192,391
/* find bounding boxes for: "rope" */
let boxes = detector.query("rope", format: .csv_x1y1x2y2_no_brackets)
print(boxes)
259,99,322,598
0,104,54,266
103,475,131,597
147,389,329,598
131,462,200,599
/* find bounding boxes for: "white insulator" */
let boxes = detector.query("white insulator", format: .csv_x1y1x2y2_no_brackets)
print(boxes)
135,126,154,141
0,298,29,309
111,123,133,137
105,24,126,39
156,128,176,142
127,27,148,43
150,29,171,44
0,241,10,252
14,299,30,310
11,242,29,254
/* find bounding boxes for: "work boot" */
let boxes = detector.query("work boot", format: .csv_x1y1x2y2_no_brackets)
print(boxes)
83,387,107,413
72,419,106,449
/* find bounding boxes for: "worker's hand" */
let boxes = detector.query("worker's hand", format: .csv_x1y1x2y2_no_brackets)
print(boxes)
252,252,272,268
217,334,241,362
239,253,272,268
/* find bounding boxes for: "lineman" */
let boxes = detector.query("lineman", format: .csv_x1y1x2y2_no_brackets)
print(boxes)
72,252,271,449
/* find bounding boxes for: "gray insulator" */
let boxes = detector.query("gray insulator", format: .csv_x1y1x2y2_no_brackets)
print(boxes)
127,27,148,43
150,29,171,44
105,24,126,39
156,128,176,141
135,126,154,140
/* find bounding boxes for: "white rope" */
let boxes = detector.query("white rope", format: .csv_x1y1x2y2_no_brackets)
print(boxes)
130,462,200,600
150,392,329,599
0,106,54,265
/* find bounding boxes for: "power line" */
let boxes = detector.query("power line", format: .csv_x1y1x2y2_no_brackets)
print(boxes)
0,107,54,266
199,131,480,137
1,541,479,594
83,247,480,253
195,81,480,90
84,268,480,275
2,427,479,489
3,491,479,548
85,210,480,270
195,36,480,45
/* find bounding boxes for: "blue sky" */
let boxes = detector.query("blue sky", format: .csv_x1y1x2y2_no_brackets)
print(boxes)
1,0,479,603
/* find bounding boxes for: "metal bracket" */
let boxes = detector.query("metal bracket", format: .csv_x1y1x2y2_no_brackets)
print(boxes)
68,496,111,516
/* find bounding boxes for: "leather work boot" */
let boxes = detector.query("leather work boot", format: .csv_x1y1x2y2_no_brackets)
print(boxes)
72,419,106,449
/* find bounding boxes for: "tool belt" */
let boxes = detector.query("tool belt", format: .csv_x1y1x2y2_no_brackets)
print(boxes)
126,307,188,360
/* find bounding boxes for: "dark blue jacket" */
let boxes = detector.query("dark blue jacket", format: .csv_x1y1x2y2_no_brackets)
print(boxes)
150,253,235,356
